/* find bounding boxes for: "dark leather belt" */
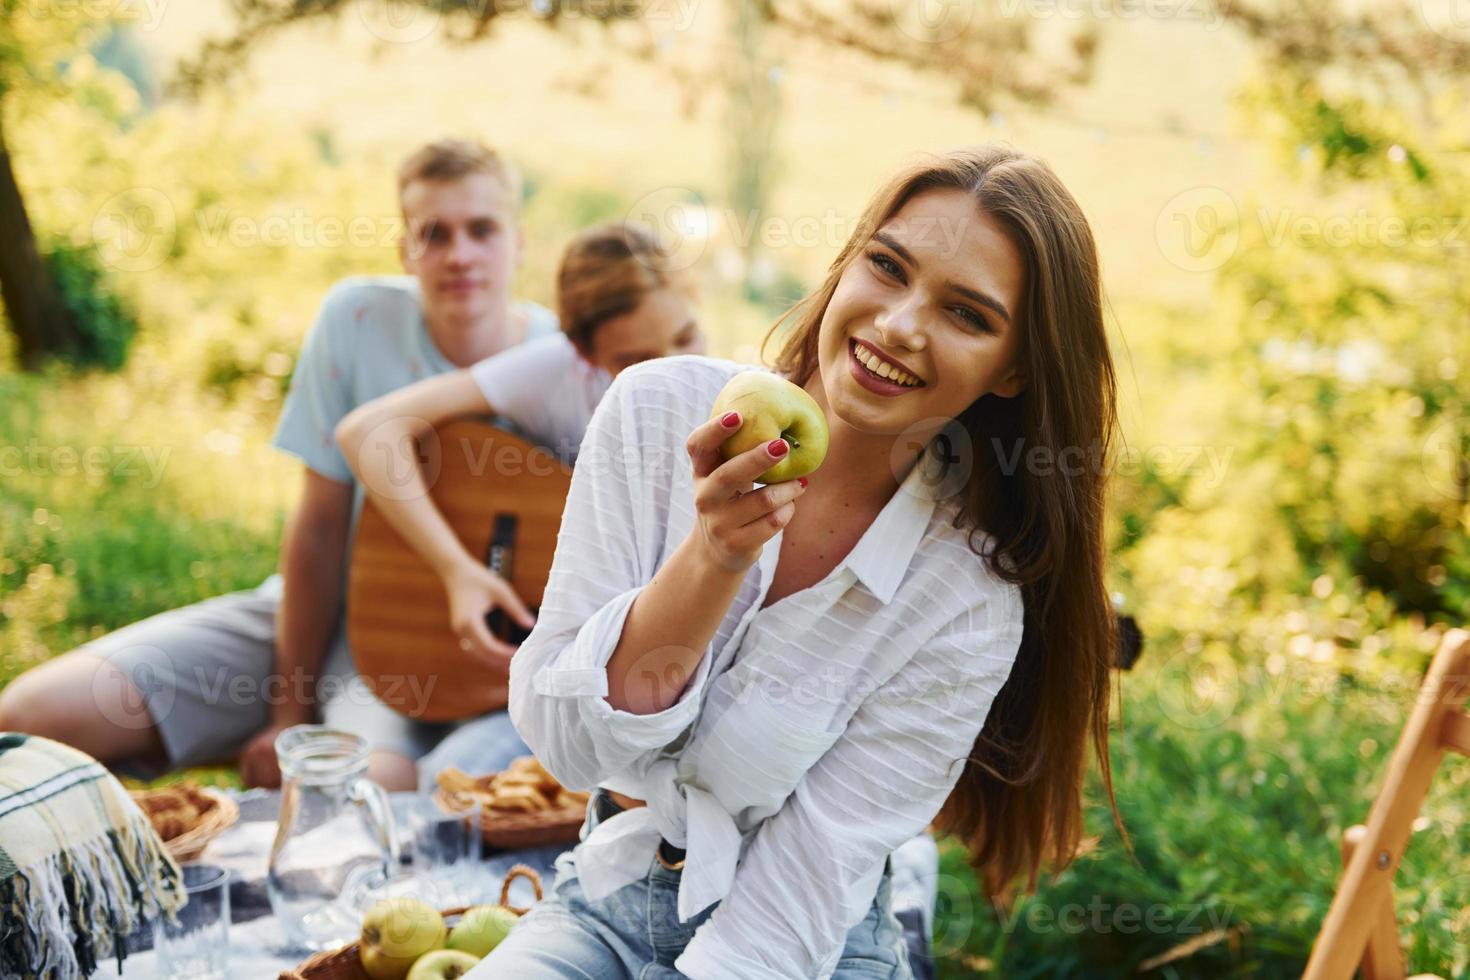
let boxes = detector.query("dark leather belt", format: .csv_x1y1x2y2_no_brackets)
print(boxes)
595,788,686,871
655,839,687,871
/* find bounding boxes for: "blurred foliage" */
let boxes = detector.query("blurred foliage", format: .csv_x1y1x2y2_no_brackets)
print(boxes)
0,370,287,683
1104,0,1470,664
0,0,107,96
42,240,138,371
175,0,1097,114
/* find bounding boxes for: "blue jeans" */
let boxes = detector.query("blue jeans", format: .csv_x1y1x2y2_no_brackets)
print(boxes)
467,787,915,978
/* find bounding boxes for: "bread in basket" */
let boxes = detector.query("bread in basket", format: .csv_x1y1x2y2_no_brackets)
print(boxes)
434,756,591,850
129,781,239,863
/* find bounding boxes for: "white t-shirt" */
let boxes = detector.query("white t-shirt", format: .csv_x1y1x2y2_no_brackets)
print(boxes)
468,333,612,467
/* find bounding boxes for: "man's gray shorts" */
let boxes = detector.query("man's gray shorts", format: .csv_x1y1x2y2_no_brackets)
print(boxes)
86,577,529,775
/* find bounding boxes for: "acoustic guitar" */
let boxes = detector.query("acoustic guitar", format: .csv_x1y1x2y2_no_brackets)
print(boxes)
346,419,572,721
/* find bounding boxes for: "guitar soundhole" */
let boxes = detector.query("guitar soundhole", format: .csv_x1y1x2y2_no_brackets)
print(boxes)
484,513,534,645
487,607,537,646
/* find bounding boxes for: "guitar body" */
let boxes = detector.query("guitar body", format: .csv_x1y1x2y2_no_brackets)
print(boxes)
347,420,572,721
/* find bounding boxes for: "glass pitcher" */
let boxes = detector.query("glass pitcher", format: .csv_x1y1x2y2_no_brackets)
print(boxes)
267,725,400,951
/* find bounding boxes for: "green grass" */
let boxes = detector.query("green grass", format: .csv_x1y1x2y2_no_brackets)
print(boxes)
931,657,1470,978
0,369,287,797
0,369,287,700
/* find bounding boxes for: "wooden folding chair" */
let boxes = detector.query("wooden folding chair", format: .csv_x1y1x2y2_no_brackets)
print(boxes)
1303,627,1470,980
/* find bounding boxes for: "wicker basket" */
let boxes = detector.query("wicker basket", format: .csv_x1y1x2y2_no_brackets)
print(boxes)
432,787,587,850
279,863,543,980
130,785,240,863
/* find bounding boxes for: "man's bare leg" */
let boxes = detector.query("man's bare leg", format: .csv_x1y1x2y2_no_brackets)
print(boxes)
366,749,418,792
0,651,167,765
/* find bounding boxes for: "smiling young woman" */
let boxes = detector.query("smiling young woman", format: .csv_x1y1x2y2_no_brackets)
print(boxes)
473,145,1127,980
766,149,1129,905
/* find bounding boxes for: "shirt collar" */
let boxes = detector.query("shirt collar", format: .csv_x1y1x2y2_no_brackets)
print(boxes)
837,452,943,605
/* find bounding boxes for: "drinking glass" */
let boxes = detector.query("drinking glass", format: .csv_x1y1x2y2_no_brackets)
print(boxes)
404,793,484,906
153,863,230,979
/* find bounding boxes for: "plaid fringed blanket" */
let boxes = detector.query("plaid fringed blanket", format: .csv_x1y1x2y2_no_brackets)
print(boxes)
0,733,185,978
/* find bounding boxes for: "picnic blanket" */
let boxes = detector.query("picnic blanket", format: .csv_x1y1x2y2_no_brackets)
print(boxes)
0,733,185,979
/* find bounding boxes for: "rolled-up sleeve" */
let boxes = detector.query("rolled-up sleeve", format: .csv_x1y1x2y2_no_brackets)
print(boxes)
508,368,710,792
675,590,1026,980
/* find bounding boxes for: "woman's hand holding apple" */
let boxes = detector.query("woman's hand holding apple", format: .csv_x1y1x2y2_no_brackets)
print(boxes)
685,411,810,573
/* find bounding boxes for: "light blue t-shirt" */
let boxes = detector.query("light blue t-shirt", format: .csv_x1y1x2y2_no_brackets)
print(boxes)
263,274,558,598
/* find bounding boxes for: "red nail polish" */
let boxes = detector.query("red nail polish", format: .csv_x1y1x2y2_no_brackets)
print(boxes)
767,439,788,457
798,477,809,488
721,412,740,428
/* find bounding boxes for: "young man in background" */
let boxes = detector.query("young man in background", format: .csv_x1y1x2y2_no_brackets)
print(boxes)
0,139,556,791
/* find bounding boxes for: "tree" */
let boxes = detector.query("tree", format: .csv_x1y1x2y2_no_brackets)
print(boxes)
175,0,1099,312
174,0,1098,112
0,2,87,369
1119,0,1470,650
1219,0,1469,619
725,0,782,298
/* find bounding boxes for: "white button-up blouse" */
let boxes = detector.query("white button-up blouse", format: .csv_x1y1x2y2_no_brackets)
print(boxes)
508,355,1026,980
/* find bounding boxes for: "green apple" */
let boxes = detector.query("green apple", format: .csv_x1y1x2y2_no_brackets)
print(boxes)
446,904,519,957
361,945,421,980
709,371,829,484
405,948,481,980
360,897,446,980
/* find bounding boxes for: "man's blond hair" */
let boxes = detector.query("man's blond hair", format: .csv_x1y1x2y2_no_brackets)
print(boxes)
396,139,523,210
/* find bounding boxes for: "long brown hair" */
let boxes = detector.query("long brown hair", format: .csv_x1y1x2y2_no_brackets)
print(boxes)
763,145,1129,904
